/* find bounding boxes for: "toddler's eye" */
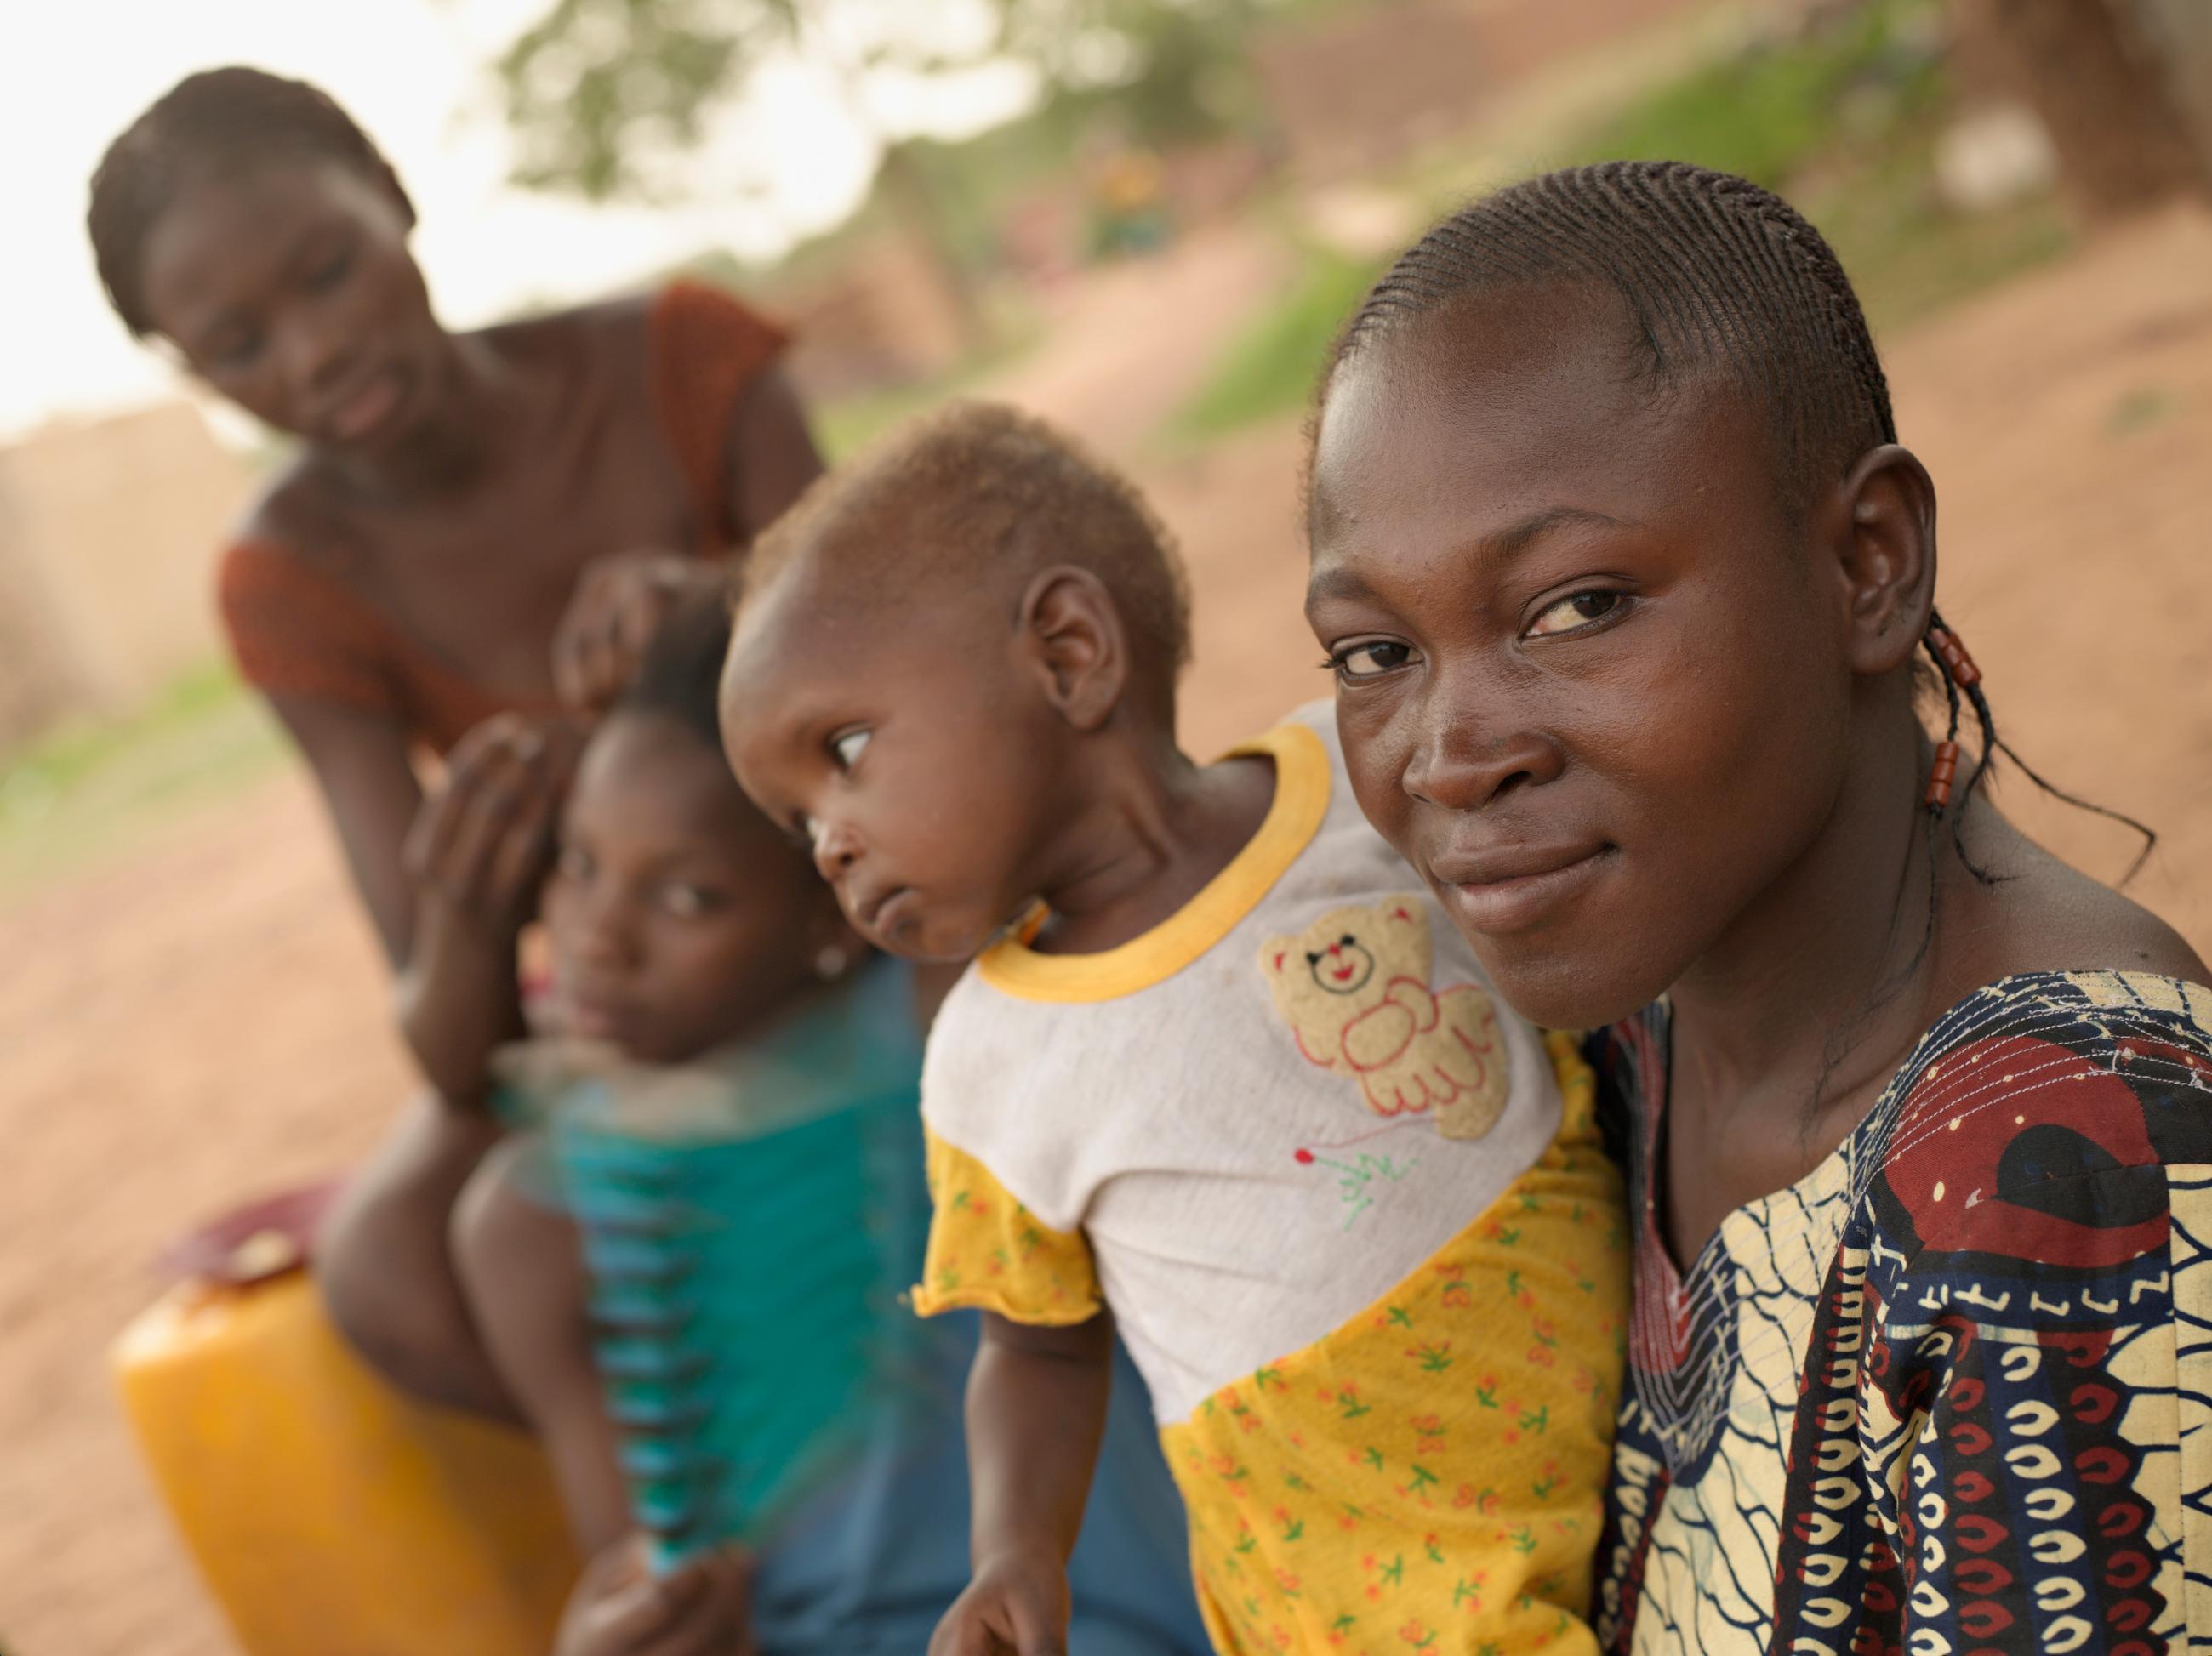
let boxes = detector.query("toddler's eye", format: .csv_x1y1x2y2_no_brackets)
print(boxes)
830,728,871,771
1527,590,1625,638
660,883,722,919
1330,640,1416,680
554,845,593,883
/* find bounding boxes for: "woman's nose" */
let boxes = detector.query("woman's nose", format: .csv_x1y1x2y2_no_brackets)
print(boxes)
282,311,356,397
1402,687,1564,812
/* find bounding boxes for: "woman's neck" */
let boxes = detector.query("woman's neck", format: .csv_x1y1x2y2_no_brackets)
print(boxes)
1668,709,1941,1118
326,328,527,503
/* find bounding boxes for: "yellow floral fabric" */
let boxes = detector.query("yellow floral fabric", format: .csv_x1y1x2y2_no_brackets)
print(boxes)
914,1130,1103,1326
1163,1033,1625,1656
917,1033,1628,1655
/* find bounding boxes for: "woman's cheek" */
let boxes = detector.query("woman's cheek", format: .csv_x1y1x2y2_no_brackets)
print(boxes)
1338,720,1417,856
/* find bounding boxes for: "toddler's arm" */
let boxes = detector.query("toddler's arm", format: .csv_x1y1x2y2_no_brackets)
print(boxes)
930,1311,1116,1656
396,714,577,1108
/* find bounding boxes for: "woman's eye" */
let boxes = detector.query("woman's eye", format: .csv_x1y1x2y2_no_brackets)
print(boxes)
1331,640,1417,681
208,329,264,370
830,728,871,771
554,845,592,883
1526,590,1626,638
306,251,351,293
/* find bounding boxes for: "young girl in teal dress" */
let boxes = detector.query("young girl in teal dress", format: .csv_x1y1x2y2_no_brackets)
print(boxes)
408,600,1206,1654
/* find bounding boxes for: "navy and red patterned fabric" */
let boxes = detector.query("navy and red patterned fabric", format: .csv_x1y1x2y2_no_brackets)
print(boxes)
1592,970,2212,1655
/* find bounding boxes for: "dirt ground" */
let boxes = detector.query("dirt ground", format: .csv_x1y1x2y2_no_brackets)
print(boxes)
4,200,2210,1655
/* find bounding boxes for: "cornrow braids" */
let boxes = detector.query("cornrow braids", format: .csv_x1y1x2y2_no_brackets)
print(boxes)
1319,161,1895,518
88,66,413,338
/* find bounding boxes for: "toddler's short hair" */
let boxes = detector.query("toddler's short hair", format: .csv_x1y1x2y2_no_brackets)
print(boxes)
743,401,1192,722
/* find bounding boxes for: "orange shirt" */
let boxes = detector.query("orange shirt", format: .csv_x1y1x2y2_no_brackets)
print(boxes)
216,281,784,755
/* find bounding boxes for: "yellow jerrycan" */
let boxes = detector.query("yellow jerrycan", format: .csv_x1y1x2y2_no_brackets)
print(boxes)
112,1191,579,1655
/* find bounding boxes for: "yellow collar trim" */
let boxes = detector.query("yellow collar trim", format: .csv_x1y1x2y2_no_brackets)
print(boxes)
978,720,1331,1004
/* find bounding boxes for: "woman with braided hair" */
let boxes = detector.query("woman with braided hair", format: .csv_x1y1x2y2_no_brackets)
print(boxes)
1304,161,2212,1653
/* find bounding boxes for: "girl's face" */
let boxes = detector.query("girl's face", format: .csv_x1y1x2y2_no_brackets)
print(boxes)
1305,284,1861,1030
543,713,844,1067
137,157,446,454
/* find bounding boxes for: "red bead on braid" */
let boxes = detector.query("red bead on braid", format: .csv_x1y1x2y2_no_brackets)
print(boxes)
1924,740,1960,812
1926,624,1981,689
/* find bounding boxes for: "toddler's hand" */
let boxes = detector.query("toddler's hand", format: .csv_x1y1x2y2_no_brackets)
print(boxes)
929,1546,1072,1656
553,548,724,713
556,1537,756,1656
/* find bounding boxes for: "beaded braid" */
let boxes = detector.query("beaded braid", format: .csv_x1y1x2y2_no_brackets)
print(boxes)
88,67,414,338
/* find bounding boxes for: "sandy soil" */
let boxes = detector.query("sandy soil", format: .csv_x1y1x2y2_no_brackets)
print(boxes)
4,202,2209,1656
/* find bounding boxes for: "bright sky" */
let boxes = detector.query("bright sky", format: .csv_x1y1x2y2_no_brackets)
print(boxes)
1,0,1033,441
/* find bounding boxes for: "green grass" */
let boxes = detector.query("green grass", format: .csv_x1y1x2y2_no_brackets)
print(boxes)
1570,0,1947,189
1161,240,1382,445
1159,0,2072,444
1565,0,2072,334
0,662,286,906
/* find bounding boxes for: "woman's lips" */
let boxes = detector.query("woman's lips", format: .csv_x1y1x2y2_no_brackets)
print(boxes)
326,367,408,444
1430,842,1614,936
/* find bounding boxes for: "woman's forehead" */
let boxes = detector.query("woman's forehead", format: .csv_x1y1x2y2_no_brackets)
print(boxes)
1313,307,1773,555
139,159,385,324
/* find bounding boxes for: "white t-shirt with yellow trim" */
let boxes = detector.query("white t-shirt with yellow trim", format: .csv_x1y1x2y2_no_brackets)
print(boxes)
915,703,1629,1656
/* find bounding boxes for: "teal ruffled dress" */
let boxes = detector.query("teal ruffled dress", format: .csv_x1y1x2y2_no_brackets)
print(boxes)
497,956,1206,1654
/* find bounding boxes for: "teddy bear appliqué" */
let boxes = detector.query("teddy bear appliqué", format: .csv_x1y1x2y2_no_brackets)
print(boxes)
1259,896,1508,1140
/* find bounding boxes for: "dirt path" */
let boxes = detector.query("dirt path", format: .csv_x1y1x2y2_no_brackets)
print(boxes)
4,207,2209,1656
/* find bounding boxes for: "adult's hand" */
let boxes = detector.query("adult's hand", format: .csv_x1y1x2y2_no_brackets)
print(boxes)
556,1537,758,1656
552,549,727,714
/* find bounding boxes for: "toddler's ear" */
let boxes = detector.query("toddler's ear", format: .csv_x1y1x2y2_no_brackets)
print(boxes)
1019,567,1127,732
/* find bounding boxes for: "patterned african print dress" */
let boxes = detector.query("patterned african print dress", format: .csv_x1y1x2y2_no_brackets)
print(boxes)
1593,969,2212,1655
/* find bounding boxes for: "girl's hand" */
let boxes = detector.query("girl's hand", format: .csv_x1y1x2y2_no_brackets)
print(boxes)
405,715,576,931
398,714,579,1107
556,1538,757,1656
927,1545,1072,1656
553,549,726,713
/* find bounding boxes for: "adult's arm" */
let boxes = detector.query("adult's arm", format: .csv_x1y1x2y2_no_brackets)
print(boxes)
265,691,422,965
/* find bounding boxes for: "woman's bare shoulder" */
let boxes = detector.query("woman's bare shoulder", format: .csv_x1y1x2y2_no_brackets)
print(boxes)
1959,817,2209,992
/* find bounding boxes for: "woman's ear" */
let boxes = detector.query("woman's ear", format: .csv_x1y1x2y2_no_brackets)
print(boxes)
1827,443,1937,676
1017,566,1128,733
